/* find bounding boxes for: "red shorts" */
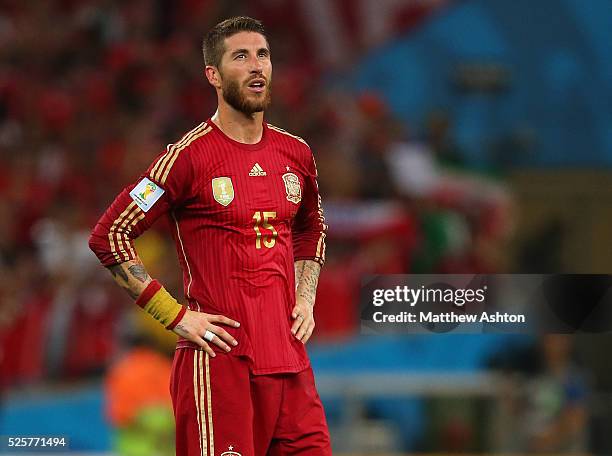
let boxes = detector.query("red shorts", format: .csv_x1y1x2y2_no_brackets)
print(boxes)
170,348,332,456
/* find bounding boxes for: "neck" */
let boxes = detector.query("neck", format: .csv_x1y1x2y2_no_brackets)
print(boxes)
211,103,264,144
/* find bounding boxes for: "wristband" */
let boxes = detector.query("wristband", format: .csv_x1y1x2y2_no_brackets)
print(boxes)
135,280,186,329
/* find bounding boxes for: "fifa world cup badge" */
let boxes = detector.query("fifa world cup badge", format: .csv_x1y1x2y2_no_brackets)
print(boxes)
129,177,165,212
212,177,235,206
139,183,157,201
282,172,302,204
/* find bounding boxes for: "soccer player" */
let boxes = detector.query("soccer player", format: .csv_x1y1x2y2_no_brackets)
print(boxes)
89,16,331,456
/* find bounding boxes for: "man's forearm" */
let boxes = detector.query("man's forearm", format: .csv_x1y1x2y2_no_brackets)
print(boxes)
294,260,321,307
106,256,239,354
108,258,153,300
108,257,187,329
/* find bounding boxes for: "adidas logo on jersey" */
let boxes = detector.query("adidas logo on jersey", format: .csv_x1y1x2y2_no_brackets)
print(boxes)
249,163,267,176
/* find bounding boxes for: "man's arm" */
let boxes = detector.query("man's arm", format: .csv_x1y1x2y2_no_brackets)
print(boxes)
89,136,238,357
291,259,322,343
108,259,152,299
290,146,327,344
106,258,239,357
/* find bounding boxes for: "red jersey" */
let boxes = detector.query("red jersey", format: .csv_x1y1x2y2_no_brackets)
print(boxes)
89,119,327,374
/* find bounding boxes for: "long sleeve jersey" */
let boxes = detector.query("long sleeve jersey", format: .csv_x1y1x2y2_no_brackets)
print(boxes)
89,119,327,374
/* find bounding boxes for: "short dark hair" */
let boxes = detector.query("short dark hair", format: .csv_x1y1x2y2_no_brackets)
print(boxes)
202,16,268,68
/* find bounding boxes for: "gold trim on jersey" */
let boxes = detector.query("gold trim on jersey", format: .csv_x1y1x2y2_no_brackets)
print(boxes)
107,123,213,264
316,232,327,263
108,201,143,262
108,201,135,262
193,351,205,456
161,125,212,184
267,124,308,146
266,125,327,262
150,122,204,180
116,206,144,261
155,123,207,182
315,194,327,263
150,122,207,182
172,212,195,305
202,351,210,456
205,352,214,456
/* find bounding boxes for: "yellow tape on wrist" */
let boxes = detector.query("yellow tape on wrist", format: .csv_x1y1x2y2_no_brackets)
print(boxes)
135,280,186,329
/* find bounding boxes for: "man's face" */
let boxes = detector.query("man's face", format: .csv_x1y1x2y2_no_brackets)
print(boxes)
217,32,272,115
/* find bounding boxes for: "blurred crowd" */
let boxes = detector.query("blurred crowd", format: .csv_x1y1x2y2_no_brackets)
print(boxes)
0,0,512,390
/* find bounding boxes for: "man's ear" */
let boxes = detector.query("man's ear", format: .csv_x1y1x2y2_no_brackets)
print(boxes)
204,65,222,89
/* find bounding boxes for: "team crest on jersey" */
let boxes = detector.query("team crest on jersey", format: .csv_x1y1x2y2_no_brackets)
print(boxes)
221,446,242,456
282,172,302,204
212,177,234,206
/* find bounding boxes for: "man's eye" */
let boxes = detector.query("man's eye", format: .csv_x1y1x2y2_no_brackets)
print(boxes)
236,54,246,59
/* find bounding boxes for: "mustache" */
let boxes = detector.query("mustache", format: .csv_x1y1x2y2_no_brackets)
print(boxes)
244,75,270,85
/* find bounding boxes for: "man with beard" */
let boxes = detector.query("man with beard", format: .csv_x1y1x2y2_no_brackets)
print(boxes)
89,16,330,456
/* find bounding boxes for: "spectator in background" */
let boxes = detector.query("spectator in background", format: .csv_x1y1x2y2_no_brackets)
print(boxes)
490,335,589,453
522,335,588,453
105,344,175,456
355,93,402,200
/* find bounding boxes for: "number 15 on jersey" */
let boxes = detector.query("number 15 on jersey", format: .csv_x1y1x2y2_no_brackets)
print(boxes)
252,211,277,249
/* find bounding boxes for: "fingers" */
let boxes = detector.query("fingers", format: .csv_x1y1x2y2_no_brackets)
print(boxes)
202,314,239,352
202,329,232,352
208,314,240,328
175,327,216,357
187,334,216,357
290,305,305,334
295,318,314,343
208,324,238,349
301,323,315,344
291,313,302,335
199,340,216,358
171,312,240,356
291,307,315,344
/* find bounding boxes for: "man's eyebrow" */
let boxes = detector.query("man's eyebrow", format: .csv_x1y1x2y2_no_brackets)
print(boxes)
230,47,270,56
230,48,249,56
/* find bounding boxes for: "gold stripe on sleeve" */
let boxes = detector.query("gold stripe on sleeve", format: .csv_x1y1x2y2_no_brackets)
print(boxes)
315,194,327,262
316,232,326,262
153,122,207,182
150,122,206,181
115,205,143,262
121,209,145,260
108,201,136,262
267,124,309,145
160,126,212,185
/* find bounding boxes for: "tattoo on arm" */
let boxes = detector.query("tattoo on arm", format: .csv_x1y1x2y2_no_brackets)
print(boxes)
109,264,129,283
107,259,152,301
294,261,306,286
128,264,150,283
294,260,321,307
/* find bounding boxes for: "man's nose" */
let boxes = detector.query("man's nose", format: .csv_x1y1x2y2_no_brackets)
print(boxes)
249,56,263,73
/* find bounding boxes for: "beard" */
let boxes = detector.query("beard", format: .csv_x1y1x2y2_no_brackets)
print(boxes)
221,74,272,115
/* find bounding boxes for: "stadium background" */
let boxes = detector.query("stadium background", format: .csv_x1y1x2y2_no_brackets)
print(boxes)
1,0,611,454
